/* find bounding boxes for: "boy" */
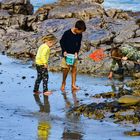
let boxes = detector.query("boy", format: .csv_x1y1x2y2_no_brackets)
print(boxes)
60,20,86,91
33,34,57,95
108,44,140,79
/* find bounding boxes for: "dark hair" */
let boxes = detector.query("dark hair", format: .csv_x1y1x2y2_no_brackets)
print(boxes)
111,47,123,59
75,20,86,31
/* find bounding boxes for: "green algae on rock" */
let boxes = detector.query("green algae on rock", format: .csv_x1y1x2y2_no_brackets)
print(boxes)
118,95,140,104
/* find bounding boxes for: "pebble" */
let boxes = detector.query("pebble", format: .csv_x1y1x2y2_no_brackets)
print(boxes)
22,76,26,79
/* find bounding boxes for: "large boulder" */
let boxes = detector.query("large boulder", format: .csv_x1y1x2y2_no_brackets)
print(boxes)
48,3,105,20
118,95,140,104
86,29,114,47
0,41,6,53
112,20,139,43
125,37,140,49
136,29,140,37
59,0,104,4
105,9,130,20
0,0,33,15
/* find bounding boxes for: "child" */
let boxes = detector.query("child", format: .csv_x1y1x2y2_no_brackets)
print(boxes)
33,34,57,95
108,44,140,79
60,20,86,91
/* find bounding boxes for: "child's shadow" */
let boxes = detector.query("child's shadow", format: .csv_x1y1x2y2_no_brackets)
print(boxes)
33,94,50,113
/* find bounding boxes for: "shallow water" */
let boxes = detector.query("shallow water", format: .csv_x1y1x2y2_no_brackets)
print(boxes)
30,0,140,12
103,0,140,12
0,54,139,140
30,0,57,11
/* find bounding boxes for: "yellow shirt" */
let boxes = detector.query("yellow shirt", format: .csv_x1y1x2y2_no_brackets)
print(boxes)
35,43,50,65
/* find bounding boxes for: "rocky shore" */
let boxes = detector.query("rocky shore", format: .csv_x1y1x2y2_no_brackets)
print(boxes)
0,0,140,75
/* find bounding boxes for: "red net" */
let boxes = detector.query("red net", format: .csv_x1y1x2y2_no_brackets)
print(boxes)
89,48,106,62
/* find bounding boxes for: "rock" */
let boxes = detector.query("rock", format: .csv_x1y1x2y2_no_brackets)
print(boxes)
0,9,10,17
127,11,140,20
59,0,104,4
6,33,38,59
124,130,140,136
0,0,33,15
107,20,138,36
106,9,130,20
136,29,140,37
94,92,117,98
22,76,26,79
0,41,5,53
0,27,6,37
87,29,114,46
125,37,140,49
132,72,140,79
132,90,140,97
38,18,77,39
35,4,54,21
113,22,139,43
48,3,105,20
118,95,140,104
127,79,140,88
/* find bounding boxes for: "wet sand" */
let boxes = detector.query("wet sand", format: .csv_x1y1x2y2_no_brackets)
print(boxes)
0,54,139,140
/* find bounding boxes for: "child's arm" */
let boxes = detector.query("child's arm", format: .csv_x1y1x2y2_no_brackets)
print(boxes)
108,59,117,79
60,31,68,56
41,48,50,68
76,35,82,55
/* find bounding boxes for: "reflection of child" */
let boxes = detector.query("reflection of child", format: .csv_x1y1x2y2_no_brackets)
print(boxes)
33,94,50,113
108,45,140,79
33,34,57,95
38,121,51,139
33,94,51,139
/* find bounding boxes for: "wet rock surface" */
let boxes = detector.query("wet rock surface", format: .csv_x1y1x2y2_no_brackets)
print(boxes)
68,76,140,126
0,0,33,15
124,130,140,136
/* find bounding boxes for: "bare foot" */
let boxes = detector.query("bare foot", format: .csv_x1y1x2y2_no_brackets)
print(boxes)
72,85,80,90
43,91,52,96
61,83,66,91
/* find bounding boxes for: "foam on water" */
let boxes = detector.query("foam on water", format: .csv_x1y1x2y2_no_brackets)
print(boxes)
30,0,140,12
103,0,140,11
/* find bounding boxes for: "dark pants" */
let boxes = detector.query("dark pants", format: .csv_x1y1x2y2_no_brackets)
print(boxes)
33,65,49,92
134,63,140,72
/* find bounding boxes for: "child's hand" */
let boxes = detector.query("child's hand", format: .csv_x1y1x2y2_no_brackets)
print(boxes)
75,53,78,59
44,64,48,68
122,57,128,61
64,52,67,57
108,72,113,79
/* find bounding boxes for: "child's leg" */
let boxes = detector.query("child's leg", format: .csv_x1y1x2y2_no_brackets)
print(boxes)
33,65,43,92
61,58,70,91
61,68,70,91
71,61,80,90
42,68,49,92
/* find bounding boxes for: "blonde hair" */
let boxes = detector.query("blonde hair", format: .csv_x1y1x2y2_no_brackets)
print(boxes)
42,34,57,43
